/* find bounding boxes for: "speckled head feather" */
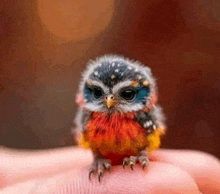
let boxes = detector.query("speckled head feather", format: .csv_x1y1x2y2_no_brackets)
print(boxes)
77,55,158,113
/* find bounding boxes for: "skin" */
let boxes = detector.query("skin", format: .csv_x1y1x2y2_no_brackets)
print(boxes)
0,147,219,194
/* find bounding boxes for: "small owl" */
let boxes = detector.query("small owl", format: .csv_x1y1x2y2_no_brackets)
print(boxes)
75,55,166,181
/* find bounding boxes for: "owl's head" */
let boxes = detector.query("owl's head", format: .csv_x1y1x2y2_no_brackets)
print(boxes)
77,55,157,113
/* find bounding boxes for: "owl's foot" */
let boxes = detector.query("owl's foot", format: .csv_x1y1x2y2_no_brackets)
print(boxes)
122,156,137,170
138,154,149,169
89,156,112,182
122,151,149,170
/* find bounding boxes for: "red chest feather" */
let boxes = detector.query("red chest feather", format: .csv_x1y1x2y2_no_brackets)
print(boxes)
84,112,148,161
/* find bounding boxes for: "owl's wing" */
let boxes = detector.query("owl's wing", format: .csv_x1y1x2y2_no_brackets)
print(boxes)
75,108,90,133
135,105,166,152
75,108,91,148
136,105,166,135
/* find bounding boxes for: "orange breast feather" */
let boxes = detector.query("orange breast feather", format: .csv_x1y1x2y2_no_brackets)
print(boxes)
84,113,147,154
78,112,164,163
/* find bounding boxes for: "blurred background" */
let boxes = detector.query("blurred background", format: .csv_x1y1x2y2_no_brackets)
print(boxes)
0,0,220,158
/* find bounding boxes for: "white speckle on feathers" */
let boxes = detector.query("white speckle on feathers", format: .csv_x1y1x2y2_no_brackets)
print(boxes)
111,74,115,79
94,71,99,76
138,75,142,80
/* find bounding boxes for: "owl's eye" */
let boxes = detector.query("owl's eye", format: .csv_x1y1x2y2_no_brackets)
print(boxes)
92,87,103,99
120,89,136,100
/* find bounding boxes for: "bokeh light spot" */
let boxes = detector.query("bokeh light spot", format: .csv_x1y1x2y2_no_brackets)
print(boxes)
37,0,114,41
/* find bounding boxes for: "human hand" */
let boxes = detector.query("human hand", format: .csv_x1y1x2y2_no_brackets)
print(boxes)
0,147,219,194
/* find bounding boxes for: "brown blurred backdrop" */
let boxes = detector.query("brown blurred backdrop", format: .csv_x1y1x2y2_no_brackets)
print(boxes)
0,0,220,158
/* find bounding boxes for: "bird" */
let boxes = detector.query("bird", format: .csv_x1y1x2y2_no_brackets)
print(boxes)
75,55,166,182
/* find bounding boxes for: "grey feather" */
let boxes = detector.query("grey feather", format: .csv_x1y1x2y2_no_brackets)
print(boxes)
77,54,159,113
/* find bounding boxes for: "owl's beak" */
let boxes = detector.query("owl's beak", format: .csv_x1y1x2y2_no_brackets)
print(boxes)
105,95,116,108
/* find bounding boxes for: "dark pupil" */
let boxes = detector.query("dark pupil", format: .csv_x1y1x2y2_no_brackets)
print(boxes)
120,89,136,100
93,87,103,99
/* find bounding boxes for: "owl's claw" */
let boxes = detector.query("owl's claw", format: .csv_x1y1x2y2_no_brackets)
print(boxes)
89,157,112,182
130,163,134,170
122,157,129,169
122,152,149,170
138,155,149,169
122,156,137,170
89,162,96,180
89,169,94,181
104,162,112,171
98,171,103,182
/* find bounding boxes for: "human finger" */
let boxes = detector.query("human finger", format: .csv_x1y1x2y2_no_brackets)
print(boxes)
0,146,92,187
23,161,200,194
150,149,220,194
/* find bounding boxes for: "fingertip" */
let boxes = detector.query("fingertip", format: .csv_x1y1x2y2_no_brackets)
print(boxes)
110,162,200,194
55,162,200,194
150,149,220,194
